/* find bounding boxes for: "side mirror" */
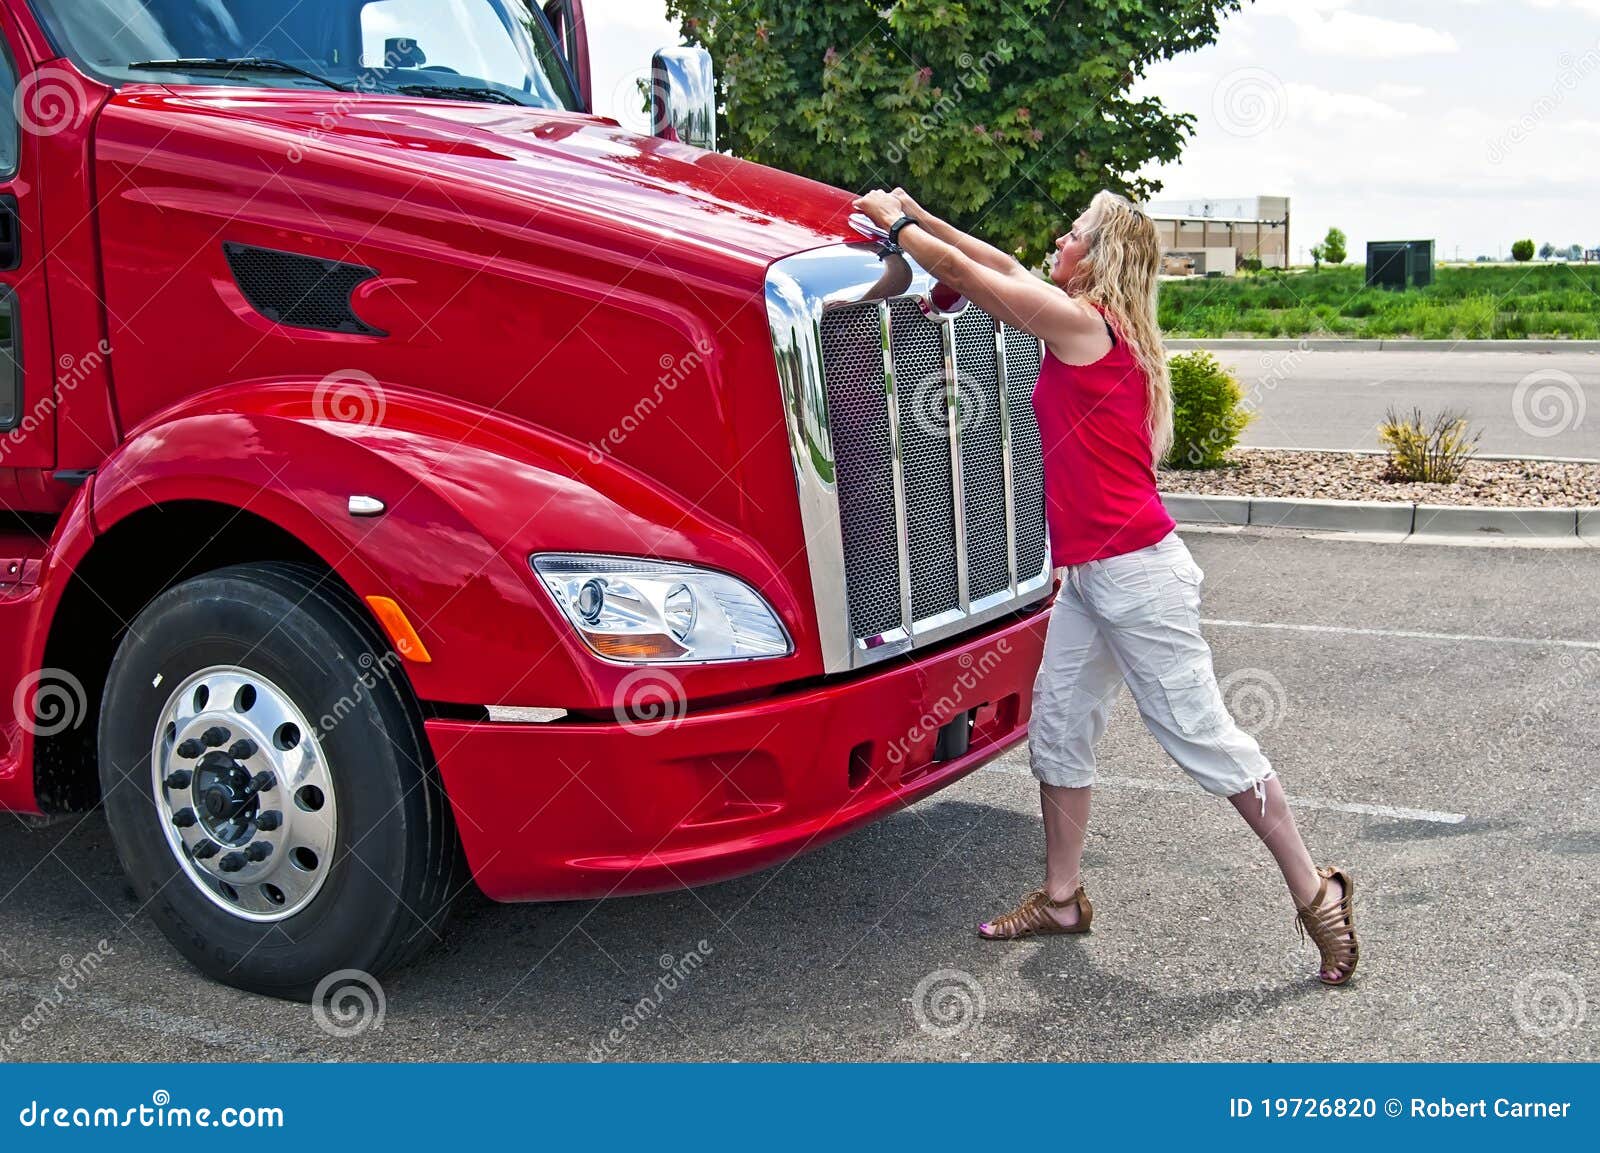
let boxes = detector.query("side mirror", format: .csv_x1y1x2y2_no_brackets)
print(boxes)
651,47,717,152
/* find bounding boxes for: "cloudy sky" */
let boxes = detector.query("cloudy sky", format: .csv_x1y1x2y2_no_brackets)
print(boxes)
586,0,1600,262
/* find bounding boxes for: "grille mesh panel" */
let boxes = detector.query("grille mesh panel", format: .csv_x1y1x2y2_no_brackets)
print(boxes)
223,243,384,336
954,309,1009,602
821,304,901,641
1004,326,1048,581
818,297,1048,646
888,299,960,623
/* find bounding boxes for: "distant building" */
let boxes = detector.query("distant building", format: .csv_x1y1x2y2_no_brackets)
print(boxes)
1142,196,1291,274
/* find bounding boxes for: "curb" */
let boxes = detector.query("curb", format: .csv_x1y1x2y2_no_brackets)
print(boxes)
1164,338,1600,354
1162,492,1600,541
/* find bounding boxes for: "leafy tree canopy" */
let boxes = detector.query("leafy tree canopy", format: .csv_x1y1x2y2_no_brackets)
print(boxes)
666,0,1243,263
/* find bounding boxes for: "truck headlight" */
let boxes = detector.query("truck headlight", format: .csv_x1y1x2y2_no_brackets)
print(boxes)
532,554,792,663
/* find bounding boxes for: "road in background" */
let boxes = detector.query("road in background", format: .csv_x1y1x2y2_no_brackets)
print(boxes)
1210,349,1598,459
1,530,1596,1062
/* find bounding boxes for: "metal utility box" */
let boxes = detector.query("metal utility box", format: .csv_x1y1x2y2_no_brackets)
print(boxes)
1366,240,1435,289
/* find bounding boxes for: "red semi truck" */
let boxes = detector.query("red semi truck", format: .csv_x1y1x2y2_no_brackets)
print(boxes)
0,0,1054,998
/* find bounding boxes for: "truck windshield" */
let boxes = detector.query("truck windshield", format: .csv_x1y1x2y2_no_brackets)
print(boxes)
31,0,579,110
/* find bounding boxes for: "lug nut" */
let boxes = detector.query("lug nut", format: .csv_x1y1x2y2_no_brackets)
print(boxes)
192,839,220,860
176,738,206,759
201,726,231,748
256,810,283,832
164,770,193,790
219,852,248,874
172,807,197,828
246,842,273,862
250,771,276,794
228,738,259,760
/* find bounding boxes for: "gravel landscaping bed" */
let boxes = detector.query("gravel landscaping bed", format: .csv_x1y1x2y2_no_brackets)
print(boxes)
1158,448,1600,507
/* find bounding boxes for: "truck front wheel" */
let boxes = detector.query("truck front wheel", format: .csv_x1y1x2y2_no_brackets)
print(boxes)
99,562,460,1000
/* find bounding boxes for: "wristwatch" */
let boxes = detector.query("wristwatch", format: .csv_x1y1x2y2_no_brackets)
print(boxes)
887,214,920,251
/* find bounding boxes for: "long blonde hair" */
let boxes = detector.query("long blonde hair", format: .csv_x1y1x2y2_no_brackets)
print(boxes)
1064,190,1172,468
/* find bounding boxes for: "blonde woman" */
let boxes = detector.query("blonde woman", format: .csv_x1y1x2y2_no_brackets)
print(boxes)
851,188,1359,985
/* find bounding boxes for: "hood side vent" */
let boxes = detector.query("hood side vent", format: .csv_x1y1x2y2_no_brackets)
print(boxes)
223,243,386,336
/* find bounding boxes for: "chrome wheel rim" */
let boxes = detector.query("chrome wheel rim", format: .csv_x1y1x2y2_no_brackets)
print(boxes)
151,666,338,922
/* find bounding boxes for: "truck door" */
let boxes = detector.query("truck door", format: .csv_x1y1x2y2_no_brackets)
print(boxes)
0,17,56,483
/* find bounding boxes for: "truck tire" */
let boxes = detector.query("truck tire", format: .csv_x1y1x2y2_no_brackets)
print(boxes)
98,561,461,1000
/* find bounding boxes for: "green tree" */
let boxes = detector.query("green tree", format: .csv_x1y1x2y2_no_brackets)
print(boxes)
1309,243,1325,271
1511,238,1534,262
1321,226,1347,265
665,0,1243,263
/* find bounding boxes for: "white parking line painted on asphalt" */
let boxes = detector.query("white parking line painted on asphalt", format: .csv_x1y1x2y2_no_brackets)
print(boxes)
1202,618,1600,652
984,762,1466,824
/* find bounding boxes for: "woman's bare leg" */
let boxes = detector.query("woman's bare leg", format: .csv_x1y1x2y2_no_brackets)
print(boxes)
979,783,1091,937
1229,774,1349,980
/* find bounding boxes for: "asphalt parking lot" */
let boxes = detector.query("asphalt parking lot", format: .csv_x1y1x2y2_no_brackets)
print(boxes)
2,529,1596,1062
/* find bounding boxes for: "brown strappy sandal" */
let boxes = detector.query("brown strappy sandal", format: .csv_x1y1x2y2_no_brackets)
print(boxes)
978,884,1092,941
1295,866,1359,985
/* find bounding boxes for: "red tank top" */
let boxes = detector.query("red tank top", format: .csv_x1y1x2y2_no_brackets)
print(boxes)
1030,305,1175,567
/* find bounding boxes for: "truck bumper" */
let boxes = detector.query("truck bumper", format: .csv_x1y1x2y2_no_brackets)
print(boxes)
427,602,1050,902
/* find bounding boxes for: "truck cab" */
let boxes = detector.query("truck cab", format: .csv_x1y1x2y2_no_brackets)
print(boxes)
0,0,1053,999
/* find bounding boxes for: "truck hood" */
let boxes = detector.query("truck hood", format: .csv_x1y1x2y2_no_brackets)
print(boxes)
142,87,861,266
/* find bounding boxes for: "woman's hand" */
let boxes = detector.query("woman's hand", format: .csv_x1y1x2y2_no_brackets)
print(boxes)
851,189,905,232
891,187,927,220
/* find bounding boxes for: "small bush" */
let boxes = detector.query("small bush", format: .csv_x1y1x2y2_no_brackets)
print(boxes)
1165,351,1254,470
1511,238,1535,262
1377,407,1482,483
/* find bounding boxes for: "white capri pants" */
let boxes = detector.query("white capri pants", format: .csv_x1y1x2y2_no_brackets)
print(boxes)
1028,531,1275,814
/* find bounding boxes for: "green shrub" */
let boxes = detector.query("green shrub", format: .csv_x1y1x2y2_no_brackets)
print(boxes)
1511,239,1535,262
1377,407,1482,483
1165,351,1254,470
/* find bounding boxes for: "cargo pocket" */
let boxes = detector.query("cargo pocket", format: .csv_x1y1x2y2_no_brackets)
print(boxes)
1157,662,1226,737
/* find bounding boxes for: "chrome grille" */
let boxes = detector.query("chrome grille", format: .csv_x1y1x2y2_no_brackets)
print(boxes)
819,297,1049,649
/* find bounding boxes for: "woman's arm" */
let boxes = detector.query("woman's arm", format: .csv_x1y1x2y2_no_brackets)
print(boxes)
890,188,1032,280
853,189,1104,360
